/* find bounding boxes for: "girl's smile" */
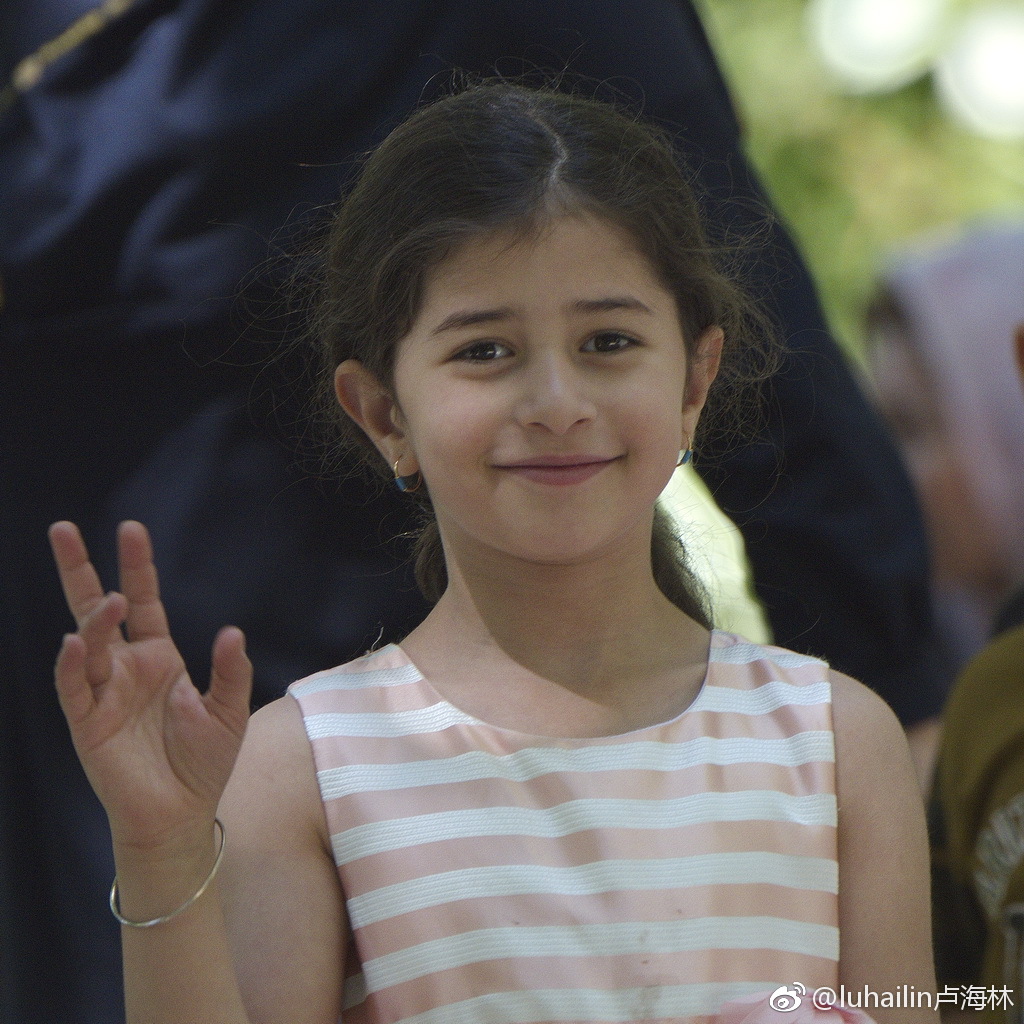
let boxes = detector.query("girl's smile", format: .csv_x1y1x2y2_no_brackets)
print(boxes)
492,453,624,487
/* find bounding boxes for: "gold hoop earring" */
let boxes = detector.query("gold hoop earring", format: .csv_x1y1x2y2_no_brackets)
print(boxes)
393,457,422,494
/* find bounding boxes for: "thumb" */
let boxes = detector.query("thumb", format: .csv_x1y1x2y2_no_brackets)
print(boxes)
205,626,252,739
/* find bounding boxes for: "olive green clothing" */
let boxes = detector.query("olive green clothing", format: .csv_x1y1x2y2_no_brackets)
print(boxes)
934,622,1024,1021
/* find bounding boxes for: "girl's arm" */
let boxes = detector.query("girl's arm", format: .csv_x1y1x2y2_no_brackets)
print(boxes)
50,521,343,1024
218,697,346,1023
831,669,939,1023
117,699,345,1024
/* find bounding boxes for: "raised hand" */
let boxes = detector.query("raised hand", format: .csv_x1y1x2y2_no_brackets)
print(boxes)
49,520,252,851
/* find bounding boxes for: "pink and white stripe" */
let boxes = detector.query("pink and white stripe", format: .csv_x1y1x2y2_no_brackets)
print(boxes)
290,631,839,1024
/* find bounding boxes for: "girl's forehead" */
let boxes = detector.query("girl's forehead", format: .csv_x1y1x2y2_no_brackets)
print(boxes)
419,214,668,306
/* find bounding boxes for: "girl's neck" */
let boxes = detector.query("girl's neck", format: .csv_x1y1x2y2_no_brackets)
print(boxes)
400,535,711,731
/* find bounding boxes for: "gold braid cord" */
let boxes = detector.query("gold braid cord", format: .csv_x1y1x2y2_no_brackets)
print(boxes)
2,0,139,115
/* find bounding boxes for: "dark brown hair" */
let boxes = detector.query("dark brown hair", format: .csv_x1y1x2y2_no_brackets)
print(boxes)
307,82,778,626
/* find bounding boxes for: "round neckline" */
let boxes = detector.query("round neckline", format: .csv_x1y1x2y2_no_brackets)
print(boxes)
384,629,721,742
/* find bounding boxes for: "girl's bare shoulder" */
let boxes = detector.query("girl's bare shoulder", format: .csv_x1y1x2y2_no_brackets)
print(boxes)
219,692,333,875
828,667,911,781
229,694,323,803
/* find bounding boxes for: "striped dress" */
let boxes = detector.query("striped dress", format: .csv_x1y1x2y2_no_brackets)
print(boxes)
289,630,839,1024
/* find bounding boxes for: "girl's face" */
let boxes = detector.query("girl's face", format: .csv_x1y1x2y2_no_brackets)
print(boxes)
338,214,721,575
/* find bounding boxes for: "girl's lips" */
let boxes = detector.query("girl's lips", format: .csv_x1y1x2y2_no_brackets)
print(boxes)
496,456,620,486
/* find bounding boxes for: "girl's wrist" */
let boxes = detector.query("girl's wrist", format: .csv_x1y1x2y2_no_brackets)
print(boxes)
110,818,223,926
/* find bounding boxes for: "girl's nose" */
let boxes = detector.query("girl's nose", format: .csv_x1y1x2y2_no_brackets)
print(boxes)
516,355,597,435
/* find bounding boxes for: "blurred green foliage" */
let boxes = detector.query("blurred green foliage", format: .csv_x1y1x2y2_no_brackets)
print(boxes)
698,0,1024,360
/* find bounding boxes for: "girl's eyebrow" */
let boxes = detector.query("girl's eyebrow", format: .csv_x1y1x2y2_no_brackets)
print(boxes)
573,296,653,316
430,296,653,335
431,307,515,334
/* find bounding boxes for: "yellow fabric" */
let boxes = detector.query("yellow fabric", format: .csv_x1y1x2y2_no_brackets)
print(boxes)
658,464,771,644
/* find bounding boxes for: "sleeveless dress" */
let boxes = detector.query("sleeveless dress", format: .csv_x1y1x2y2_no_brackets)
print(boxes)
289,630,840,1024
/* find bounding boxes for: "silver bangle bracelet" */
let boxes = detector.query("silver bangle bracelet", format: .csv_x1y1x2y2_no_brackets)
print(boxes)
109,818,226,928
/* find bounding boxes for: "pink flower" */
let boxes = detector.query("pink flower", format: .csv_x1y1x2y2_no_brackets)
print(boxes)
717,987,878,1024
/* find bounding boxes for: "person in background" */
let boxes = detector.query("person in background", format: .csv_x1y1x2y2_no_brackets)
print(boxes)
868,221,1024,681
929,323,1024,1024
2,2,942,1021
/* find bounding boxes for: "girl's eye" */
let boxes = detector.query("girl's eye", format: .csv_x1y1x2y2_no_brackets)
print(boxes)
583,332,638,353
453,340,512,362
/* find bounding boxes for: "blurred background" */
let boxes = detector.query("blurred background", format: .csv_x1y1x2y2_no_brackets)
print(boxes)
698,0,1024,360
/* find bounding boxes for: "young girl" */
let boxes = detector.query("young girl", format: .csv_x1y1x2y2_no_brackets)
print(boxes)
49,84,935,1024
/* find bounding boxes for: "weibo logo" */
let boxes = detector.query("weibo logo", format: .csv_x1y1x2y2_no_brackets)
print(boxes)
768,983,807,1012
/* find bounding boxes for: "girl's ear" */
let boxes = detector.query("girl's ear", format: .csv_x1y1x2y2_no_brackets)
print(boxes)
334,359,406,461
683,325,724,419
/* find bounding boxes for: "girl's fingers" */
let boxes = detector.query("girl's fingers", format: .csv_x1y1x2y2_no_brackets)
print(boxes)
49,521,108,627
78,591,128,685
205,627,253,739
54,633,94,725
116,521,171,641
